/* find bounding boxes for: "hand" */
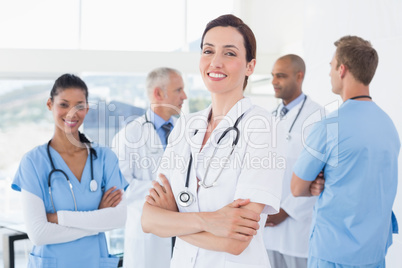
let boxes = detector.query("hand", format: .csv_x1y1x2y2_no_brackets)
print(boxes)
265,208,289,227
145,174,178,212
98,186,123,209
310,171,325,196
202,199,260,241
46,213,58,224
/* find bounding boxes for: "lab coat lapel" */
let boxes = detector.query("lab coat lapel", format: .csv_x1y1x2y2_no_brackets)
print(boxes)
144,111,165,151
207,98,253,148
188,106,211,156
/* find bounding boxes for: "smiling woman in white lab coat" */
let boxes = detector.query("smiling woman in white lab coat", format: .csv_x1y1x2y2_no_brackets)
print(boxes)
141,14,283,268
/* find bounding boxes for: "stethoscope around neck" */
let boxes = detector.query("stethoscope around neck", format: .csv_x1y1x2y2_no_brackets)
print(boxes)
177,112,245,207
273,95,307,141
142,112,164,154
47,140,97,213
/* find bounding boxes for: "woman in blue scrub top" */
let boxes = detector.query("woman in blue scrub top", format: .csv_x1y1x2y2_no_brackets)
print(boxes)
12,74,127,268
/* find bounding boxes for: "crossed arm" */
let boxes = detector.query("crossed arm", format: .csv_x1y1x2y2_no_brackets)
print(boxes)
291,171,325,197
141,174,264,255
24,187,125,246
51,187,126,232
266,172,325,227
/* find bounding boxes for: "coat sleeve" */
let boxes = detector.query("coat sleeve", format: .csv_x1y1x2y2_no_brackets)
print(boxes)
21,190,98,246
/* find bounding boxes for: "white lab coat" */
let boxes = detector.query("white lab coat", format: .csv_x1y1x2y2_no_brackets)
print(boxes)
158,98,283,268
112,110,175,268
263,96,324,258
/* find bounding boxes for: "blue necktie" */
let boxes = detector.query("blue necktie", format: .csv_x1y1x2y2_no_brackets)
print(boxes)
161,122,173,147
280,106,288,119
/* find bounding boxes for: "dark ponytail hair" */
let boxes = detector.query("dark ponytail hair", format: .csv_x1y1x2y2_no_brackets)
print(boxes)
78,131,97,159
50,74,88,102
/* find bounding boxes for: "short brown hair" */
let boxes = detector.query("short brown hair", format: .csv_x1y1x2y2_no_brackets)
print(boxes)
200,14,256,90
334,35,378,85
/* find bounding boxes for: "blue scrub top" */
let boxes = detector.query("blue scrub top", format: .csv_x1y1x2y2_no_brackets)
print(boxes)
12,142,128,268
293,100,400,266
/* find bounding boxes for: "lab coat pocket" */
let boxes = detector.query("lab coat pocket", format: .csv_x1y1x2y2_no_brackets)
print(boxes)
99,255,119,267
28,253,57,268
224,260,265,268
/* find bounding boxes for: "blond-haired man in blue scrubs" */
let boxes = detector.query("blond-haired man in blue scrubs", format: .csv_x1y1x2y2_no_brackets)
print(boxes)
291,35,400,268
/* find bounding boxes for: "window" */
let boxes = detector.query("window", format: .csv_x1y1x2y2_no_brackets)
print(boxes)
0,0,235,51
0,79,54,267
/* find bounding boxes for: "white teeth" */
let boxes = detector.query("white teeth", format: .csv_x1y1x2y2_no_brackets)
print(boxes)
209,73,226,78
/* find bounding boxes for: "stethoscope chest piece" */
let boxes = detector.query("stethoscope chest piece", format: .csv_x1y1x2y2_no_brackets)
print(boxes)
177,190,194,207
90,180,98,192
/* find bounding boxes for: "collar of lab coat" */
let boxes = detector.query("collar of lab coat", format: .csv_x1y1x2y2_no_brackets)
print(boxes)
146,109,175,130
274,95,308,119
188,97,253,156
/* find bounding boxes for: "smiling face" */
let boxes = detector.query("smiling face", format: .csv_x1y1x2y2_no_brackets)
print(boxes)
199,26,255,96
47,87,88,136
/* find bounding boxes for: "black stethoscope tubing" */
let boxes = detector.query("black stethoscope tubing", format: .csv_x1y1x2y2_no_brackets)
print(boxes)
143,112,169,153
47,140,96,212
178,112,245,207
143,112,156,129
350,95,372,100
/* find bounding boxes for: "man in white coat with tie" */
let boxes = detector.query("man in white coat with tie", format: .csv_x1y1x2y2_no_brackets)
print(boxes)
263,54,324,268
112,67,187,268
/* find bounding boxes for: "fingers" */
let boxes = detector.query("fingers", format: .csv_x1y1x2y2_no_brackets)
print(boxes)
108,189,123,206
207,205,261,239
239,208,260,222
104,188,123,207
159,174,173,195
310,179,325,196
145,194,156,205
152,180,165,195
147,176,178,211
231,233,254,242
315,178,325,184
230,198,250,208
148,187,160,202
102,186,117,199
150,175,173,201
222,217,259,240
265,216,275,227
237,219,260,235
99,187,123,209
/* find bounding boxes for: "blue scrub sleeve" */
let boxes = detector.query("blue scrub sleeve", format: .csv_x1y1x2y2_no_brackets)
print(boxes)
293,121,330,181
102,148,129,191
12,152,47,200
